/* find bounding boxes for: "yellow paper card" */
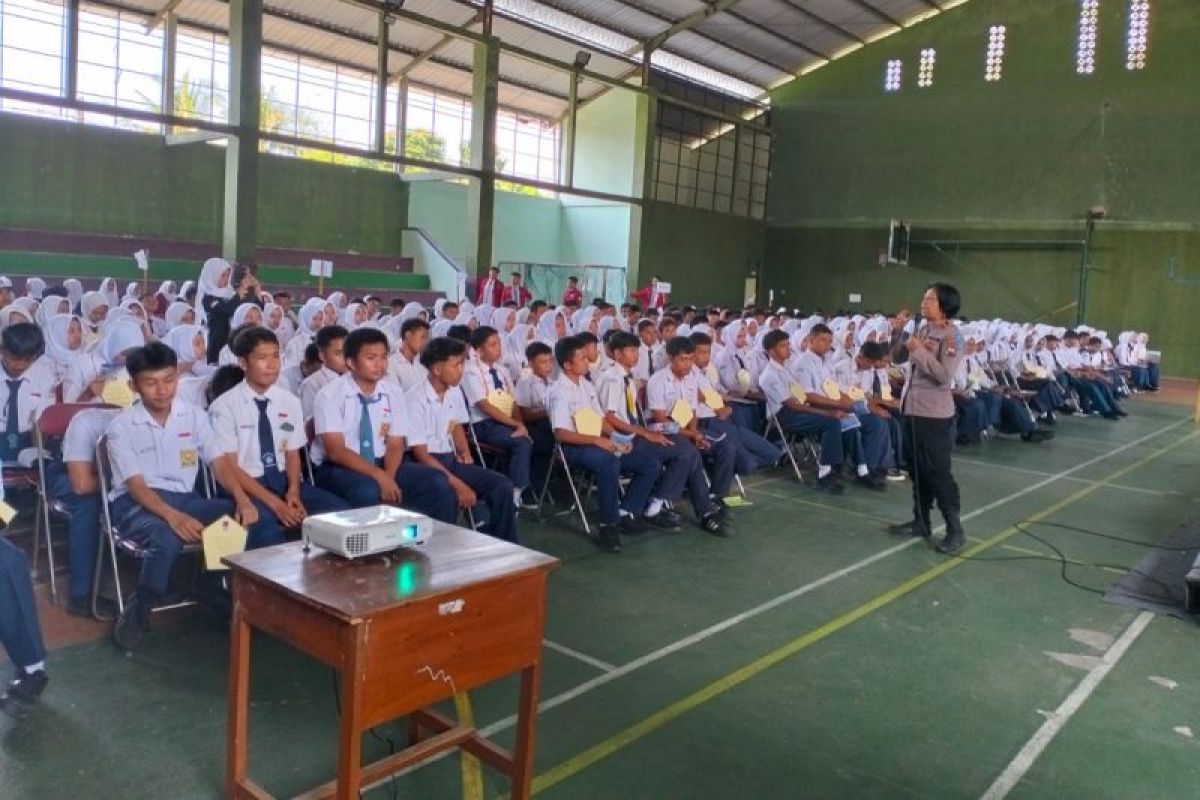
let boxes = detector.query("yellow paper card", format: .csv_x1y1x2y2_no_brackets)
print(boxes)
881,385,894,401
821,378,842,400
0,500,16,525
736,369,752,389
573,407,603,437
700,388,725,409
202,515,248,571
670,399,694,427
847,387,865,401
486,389,515,416
790,385,808,404
101,378,136,408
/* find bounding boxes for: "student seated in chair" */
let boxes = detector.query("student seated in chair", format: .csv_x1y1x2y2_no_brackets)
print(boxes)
406,336,517,543
299,325,348,422
0,323,55,466
463,325,535,509
207,326,348,548
758,330,848,495
311,327,455,522
107,342,260,651
547,335,662,553
44,405,121,617
605,332,726,535
515,340,556,491
389,317,429,391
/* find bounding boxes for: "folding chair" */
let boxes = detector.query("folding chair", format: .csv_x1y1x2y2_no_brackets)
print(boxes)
537,442,597,535
93,436,200,616
32,403,115,605
763,411,821,484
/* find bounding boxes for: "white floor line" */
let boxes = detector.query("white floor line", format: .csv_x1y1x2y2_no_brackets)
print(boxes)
368,420,1187,791
980,611,1155,800
955,457,1179,497
543,639,617,673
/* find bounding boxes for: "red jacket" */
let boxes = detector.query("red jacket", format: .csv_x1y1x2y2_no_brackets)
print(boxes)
502,284,531,307
631,284,667,309
562,287,582,307
475,276,504,306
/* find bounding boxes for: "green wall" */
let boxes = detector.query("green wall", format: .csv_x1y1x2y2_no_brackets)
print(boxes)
0,114,409,255
639,201,763,307
767,0,1200,375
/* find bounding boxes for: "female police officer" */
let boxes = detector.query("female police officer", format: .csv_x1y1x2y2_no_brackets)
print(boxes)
889,283,966,554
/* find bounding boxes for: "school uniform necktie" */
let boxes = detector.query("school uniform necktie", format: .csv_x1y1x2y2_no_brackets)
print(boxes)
488,366,504,390
254,398,281,480
3,378,21,458
623,375,642,425
358,394,379,462
871,371,882,399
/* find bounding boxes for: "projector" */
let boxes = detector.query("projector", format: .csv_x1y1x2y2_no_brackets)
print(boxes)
302,505,434,559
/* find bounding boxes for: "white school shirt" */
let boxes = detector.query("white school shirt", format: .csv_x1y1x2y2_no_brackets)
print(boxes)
388,349,427,392
405,380,469,456
631,343,652,382
647,366,712,420
596,364,637,425
650,344,669,374
832,359,889,397
0,361,56,444
176,375,210,410
299,366,340,421
208,381,304,479
278,363,305,395
61,408,120,464
758,359,802,416
791,350,835,397
547,373,604,433
717,347,758,395
514,373,551,412
462,357,515,424
62,351,102,404
105,400,220,500
310,372,410,467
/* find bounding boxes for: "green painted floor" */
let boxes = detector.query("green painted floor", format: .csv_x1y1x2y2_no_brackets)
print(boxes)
3,399,1199,799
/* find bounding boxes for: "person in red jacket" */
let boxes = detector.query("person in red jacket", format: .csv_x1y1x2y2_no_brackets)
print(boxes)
561,275,583,308
631,275,668,309
502,272,532,307
475,266,504,306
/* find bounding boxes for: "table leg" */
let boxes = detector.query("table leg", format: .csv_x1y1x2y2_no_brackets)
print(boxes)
511,662,543,800
227,599,252,796
335,629,366,800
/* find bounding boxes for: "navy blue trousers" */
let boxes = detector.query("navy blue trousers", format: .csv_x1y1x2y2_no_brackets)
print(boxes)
315,460,457,524
45,461,102,602
0,539,45,669
775,408,844,467
430,452,517,543
473,419,533,490
561,441,660,526
110,490,235,596
242,470,351,548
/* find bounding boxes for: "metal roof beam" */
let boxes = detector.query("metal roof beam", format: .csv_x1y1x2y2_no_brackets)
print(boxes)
392,11,482,81
724,9,831,61
644,0,746,52
772,0,866,44
844,0,904,29
145,0,184,32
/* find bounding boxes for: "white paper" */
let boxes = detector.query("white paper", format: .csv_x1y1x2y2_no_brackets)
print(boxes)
848,293,862,304
309,259,333,278
133,249,149,271
653,281,672,294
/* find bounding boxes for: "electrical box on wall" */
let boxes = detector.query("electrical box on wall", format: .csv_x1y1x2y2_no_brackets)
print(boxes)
848,293,862,304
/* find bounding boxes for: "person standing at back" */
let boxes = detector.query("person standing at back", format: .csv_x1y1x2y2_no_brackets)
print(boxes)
889,283,966,554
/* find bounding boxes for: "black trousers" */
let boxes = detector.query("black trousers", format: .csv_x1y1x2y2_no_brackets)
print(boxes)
902,415,960,524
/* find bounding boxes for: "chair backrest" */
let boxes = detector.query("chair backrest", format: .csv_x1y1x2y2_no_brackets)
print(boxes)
37,403,119,439
94,435,118,534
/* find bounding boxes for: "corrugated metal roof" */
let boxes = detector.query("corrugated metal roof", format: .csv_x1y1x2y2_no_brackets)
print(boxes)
121,0,969,115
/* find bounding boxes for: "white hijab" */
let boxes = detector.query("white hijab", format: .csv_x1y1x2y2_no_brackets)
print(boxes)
195,257,234,324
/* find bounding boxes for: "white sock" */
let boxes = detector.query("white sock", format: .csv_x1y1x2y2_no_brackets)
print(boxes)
857,464,870,477
619,510,633,519
24,662,44,674
646,498,664,517
818,464,832,479
513,487,524,505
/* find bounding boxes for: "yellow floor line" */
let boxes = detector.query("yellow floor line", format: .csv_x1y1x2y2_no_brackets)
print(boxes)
523,428,1200,797
454,692,484,800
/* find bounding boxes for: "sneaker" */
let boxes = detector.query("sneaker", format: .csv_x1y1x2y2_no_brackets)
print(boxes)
596,525,622,553
856,473,888,491
815,474,846,495
112,595,152,652
619,515,646,535
644,509,683,530
1,670,48,719
698,511,728,537
884,469,907,482
1021,429,1055,443
710,495,731,519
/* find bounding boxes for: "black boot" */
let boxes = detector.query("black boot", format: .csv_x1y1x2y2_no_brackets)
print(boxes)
112,590,157,652
936,513,966,554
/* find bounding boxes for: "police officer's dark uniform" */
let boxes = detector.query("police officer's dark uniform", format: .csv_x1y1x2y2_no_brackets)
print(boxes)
891,320,966,553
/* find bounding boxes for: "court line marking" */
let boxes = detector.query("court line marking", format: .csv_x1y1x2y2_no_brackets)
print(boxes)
522,422,1196,796
542,640,616,673
979,611,1155,800
367,418,1189,795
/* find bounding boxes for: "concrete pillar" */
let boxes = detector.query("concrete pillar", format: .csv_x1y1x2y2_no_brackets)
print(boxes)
222,0,262,263
465,36,499,276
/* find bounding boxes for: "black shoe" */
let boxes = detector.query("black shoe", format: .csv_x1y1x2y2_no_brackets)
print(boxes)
644,509,683,530
1038,413,1057,426
699,511,728,537
596,525,622,553
619,515,646,535
1,669,48,719
936,515,966,554
67,595,119,620
1021,429,1055,443
815,474,846,495
710,496,730,519
1101,412,1122,420
112,594,154,652
1114,408,1128,417
888,519,931,538
856,472,888,491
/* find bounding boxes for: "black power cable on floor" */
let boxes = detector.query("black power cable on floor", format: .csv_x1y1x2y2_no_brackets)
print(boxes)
941,519,1190,597
331,669,401,800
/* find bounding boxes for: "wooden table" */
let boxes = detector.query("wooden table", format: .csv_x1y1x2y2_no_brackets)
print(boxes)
224,524,559,800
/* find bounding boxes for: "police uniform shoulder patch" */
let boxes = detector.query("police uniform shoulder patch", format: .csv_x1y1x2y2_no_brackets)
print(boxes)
947,330,964,357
